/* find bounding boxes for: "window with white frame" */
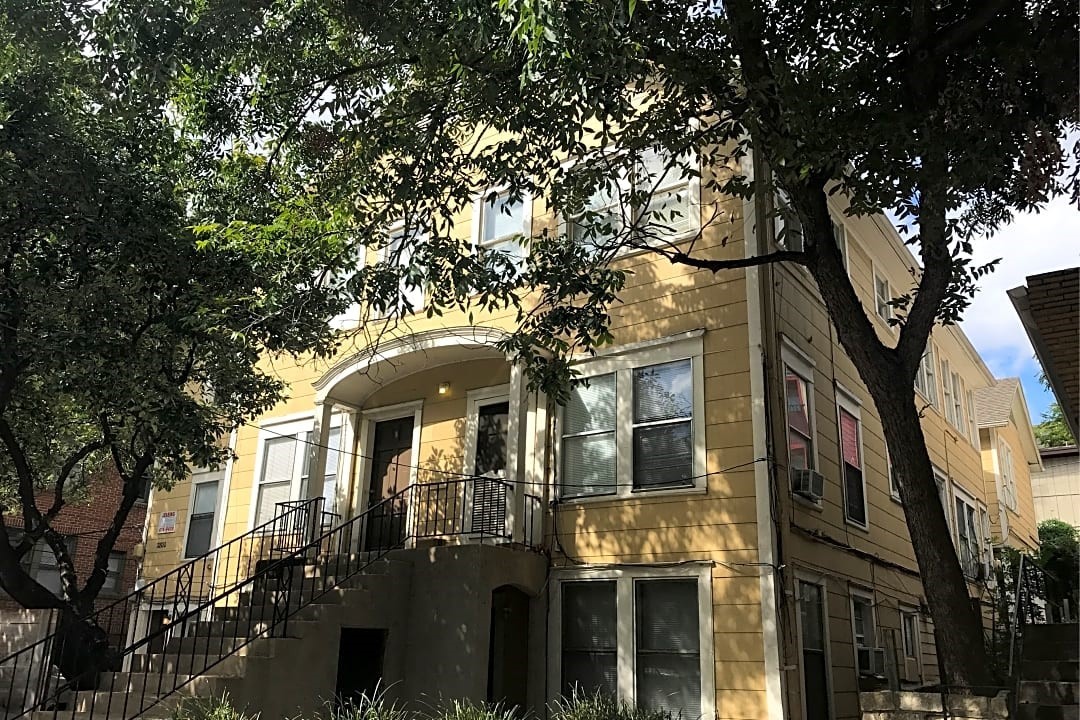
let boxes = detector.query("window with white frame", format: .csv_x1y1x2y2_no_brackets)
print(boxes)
254,417,343,525
831,218,848,272
103,552,126,593
914,345,937,405
784,354,816,472
999,440,1017,511
464,387,512,536
773,186,804,251
556,570,712,718
185,477,220,558
935,468,952,531
953,489,988,579
568,148,696,248
966,389,978,445
941,358,955,425
874,273,893,323
559,338,704,499
850,589,877,658
900,606,922,681
380,222,426,314
951,373,965,433
838,392,867,527
476,191,529,268
887,447,901,502
17,535,77,597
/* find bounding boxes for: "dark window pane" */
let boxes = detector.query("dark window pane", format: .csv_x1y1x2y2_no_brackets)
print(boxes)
475,402,510,476
633,421,693,489
636,580,701,719
562,432,616,497
844,464,865,524
185,515,215,558
562,581,618,698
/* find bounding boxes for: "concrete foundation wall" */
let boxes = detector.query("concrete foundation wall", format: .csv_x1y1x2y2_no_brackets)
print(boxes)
0,608,59,713
860,691,1009,720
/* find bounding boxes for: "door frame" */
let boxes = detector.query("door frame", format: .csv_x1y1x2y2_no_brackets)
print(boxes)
352,400,424,522
463,385,512,538
794,568,836,720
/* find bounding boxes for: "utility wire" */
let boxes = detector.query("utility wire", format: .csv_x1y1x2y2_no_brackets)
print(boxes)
253,418,769,491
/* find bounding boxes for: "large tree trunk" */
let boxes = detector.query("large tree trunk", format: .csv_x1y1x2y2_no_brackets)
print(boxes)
873,383,996,691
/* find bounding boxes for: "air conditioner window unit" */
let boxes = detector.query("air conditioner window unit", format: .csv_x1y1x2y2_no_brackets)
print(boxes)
857,645,887,676
791,468,825,502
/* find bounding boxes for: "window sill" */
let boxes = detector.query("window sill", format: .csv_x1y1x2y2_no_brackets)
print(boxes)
557,484,706,506
844,518,871,533
890,494,903,506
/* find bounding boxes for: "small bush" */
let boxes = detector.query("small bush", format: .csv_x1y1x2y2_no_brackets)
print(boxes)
422,698,521,720
173,694,256,720
313,688,409,720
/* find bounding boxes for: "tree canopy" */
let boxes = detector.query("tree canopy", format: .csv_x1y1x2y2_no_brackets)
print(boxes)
1034,403,1076,448
0,2,346,613
39,0,1080,690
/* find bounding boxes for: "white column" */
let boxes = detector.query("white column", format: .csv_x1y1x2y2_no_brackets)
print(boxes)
507,363,527,543
524,390,548,545
306,401,334,508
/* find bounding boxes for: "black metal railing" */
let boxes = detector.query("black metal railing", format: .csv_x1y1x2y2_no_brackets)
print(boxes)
1007,554,1065,680
1,476,542,720
0,496,326,720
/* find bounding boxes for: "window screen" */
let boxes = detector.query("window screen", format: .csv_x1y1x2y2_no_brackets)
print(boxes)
562,581,618,698
561,375,617,497
635,579,701,719
632,360,693,489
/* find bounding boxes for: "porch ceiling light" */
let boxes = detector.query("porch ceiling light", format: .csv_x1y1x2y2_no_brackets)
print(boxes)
438,382,451,396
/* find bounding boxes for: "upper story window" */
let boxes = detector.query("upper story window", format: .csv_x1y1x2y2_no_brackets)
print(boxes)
785,366,815,472
476,192,529,268
837,391,867,528
941,358,956,425
380,222,427,315
966,388,978,445
874,273,893,323
556,569,713,718
951,373,966,433
935,467,952,532
887,447,901,502
772,186,804,251
953,489,990,579
914,345,938,405
568,148,696,249
832,219,850,272
999,440,1017,511
558,336,704,500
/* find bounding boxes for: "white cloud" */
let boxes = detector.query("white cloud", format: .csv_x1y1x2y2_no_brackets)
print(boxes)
960,195,1080,383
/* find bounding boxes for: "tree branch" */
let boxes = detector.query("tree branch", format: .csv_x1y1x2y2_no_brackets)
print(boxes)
0,417,43,533
932,0,1015,58
668,248,808,272
45,439,108,521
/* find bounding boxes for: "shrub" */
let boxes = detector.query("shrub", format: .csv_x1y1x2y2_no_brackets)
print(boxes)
173,694,256,720
551,690,671,720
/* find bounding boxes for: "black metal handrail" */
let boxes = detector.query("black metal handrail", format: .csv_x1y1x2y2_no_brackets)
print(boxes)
1,475,543,720
0,496,325,720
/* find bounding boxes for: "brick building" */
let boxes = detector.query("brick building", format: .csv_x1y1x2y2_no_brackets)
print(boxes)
0,469,147,637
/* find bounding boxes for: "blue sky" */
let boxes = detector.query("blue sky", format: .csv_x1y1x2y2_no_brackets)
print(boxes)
958,190,1077,425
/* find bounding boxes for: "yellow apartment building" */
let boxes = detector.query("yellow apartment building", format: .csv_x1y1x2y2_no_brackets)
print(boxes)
132,147,1042,720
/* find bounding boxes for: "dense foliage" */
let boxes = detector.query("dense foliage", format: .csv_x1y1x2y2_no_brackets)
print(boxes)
1037,519,1080,620
1034,404,1075,448
0,3,347,614
13,0,1080,690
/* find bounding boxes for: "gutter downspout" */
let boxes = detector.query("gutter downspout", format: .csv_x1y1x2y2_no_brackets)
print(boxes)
744,148,787,720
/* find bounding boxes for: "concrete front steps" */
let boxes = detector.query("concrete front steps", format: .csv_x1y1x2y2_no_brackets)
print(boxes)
1017,623,1080,720
49,555,410,720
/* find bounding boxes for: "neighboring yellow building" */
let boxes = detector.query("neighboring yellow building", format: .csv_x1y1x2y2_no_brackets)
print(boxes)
134,149,1043,720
